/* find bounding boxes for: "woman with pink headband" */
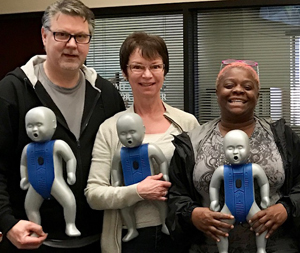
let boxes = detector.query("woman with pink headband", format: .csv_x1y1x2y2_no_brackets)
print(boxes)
166,60,300,252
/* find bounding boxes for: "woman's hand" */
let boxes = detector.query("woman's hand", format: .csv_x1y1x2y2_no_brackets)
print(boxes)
191,207,234,242
137,173,171,201
249,203,287,238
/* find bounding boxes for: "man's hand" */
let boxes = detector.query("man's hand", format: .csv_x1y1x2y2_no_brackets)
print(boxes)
191,207,234,242
6,220,47,249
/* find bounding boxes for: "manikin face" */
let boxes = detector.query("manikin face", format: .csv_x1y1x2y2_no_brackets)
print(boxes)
223,130,250,165
25,108,56,142
117,113,145,148
41,13,90,73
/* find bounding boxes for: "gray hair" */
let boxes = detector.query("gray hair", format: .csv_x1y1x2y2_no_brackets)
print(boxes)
42,0,95,35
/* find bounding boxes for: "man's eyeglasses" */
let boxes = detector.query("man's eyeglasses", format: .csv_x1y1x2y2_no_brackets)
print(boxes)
46,28,92,44
127,64,165,74
221,59,259,76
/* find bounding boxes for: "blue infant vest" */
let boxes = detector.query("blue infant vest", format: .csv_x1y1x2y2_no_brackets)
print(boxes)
120,144,151,186
224,163,254,223
27,141,55,199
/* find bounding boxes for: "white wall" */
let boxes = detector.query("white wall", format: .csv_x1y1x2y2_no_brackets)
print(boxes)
0,0,221,15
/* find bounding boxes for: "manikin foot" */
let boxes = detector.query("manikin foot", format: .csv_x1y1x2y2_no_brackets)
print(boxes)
161,224,169,235
65,223,81,237
122,229,139,242
257,248,266,253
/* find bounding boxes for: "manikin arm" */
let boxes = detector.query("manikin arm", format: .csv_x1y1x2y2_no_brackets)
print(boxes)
148,144,169,182
20,145,30,190
209,166,224,212
55,140,77,185
111,150,123,186
252,163,270,209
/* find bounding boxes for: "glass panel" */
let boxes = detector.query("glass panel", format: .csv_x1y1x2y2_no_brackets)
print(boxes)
86,14,184,109
196,6,300,135
291,36,300,125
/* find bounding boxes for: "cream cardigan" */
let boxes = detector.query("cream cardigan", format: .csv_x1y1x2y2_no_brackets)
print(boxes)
85,102,199,253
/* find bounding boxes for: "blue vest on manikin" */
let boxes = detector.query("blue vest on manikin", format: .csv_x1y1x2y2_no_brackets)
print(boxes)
120,144,151,186
224,163,254,223
27,141,55,199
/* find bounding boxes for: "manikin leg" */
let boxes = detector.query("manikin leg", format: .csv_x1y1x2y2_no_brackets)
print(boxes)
25,186,44,225
51,180,81,236
24,186,44,237
153,201,169,235
255,230,267,253
217,235,229,253
121,205,139,242
247,203,267,253
216,205,235,253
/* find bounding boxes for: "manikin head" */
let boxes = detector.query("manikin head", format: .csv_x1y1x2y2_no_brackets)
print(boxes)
116,113,145,148
223,129,250,165
25,107,57,142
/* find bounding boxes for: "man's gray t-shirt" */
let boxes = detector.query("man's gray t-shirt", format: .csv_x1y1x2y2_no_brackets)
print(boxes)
35,63,85,140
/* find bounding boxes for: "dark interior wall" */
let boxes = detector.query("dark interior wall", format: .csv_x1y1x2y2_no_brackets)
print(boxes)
0,13,44,80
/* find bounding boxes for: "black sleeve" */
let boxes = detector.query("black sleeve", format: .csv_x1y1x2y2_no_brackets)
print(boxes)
0,78,21,235
166,133,204,251
279,125,300,219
